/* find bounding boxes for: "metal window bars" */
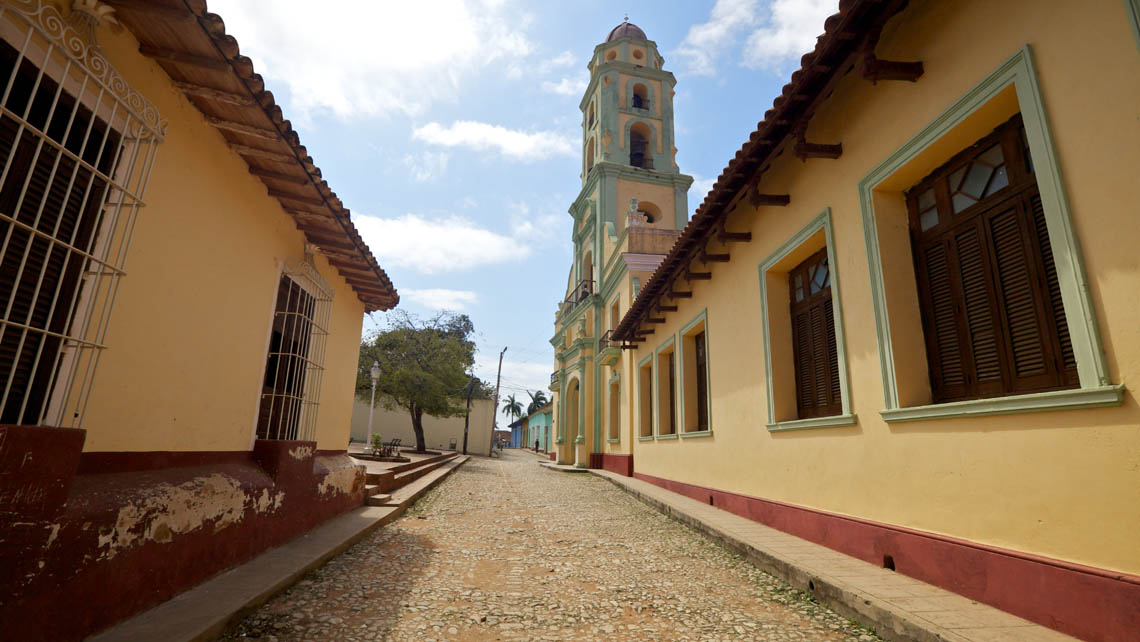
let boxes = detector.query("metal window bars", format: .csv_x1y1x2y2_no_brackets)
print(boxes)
0,1,163,428
255,261,334,442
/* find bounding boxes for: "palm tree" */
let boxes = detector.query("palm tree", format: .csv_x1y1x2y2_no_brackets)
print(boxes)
526,390,548,415
503,394,524,423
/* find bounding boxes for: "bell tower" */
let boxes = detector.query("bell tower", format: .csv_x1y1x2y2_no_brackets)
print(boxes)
552,19,693,469
578,18,691,231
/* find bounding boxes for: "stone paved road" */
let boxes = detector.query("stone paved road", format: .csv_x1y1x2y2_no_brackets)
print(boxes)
223,450,880,641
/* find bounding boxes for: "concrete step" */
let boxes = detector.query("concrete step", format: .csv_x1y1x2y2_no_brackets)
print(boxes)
363,484,383,498
364,493,392,506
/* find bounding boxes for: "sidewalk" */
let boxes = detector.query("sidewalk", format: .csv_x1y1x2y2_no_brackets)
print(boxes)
89,456,469,642
590,469,1074,642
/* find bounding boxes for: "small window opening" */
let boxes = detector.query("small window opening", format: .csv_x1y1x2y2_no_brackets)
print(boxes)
632,83,649,110
883,555,896,571
629,122,652,169
605,49,617,62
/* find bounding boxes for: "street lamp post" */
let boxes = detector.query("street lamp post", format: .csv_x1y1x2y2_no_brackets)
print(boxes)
366,360,379,454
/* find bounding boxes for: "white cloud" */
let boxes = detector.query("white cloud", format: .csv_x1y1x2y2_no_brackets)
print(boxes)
402,151,450,182
743,0,837,72
676,0,761,76
541,75,588,97
402,288,478,311
544,51,577,69
354,213,527,275
206,0,534,120
412,121,576,161
354,203,566,275
688,174,718,206
676,0,837,76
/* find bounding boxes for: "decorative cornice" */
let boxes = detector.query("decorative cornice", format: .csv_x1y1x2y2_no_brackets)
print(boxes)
9,0,165,137
622,252,667,272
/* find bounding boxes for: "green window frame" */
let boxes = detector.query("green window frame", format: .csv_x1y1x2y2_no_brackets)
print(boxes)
678,309,714,438
758,209,856,431
857,45,1122,422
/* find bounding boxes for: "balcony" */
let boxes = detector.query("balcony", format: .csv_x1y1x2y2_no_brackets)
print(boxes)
548,371,559,392
627,226,682,255
598,329,621,366
559,279,595,318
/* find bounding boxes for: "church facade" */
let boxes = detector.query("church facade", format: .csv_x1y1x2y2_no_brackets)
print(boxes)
557,3,1140,640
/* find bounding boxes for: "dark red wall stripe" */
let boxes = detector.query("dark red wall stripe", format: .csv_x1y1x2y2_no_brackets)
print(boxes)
632,472,1140,642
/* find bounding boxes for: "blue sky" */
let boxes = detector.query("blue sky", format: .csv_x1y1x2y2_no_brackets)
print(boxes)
208,0,838,423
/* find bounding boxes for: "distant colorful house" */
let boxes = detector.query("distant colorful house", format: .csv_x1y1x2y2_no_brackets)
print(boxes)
507,417,525,448
526,402,553,452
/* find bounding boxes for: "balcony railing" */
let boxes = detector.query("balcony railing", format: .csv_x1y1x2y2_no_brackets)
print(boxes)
560,279,595,317
598,329,615,351
632,95,650,110
550,372,558,384
630,149,653,169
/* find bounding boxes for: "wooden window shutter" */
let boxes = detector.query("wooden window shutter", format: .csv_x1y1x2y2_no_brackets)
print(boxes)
789,248,841,418
694,330,708,430
907,115,1077,403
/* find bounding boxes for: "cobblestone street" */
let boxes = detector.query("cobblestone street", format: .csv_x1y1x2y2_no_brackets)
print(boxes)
224,450,880,641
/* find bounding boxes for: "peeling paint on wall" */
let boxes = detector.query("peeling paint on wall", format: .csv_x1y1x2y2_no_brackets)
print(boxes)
95,473,273,559
288,445,313,460
317,463,361,497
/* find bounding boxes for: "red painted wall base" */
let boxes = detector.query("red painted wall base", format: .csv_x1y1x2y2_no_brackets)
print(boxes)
632,472,1139,642
587,452,604,469
0,426,366,642
601,453,633,477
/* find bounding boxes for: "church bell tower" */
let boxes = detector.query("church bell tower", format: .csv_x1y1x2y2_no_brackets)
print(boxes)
552,19,693,468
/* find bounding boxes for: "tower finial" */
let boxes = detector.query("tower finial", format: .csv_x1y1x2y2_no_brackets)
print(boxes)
624,13,628,22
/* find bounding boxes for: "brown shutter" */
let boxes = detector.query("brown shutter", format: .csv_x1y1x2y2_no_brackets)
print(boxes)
694,330,708,430
916,240,969,401
789,249,841,418
907,115,1077,403
1029,192,1078,384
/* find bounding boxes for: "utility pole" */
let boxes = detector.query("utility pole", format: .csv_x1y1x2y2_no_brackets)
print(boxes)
461,377,475,455
490,346,506,457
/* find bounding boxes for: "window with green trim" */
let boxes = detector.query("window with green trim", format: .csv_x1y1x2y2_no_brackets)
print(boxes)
657,345,677,436
680,320,710,432
905,115,1076,404
638,359,652,437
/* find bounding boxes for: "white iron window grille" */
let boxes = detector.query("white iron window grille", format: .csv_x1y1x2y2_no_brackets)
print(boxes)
0,1,164,428
256,260,334,441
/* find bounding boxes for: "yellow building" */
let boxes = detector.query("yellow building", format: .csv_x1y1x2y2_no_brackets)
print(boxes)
0,2,396,640
566,4,1140,640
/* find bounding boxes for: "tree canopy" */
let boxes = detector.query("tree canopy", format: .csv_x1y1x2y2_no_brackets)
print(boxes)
357,311,482,451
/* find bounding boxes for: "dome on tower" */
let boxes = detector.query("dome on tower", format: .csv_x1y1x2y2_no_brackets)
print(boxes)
606,20,646,42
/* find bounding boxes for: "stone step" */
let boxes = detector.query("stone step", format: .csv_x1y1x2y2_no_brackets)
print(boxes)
364,484,383,497
364,493,393,506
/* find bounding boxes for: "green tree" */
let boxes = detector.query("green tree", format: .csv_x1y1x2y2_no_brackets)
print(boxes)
357,311,476,452
526,390,548,415
502,393,524,423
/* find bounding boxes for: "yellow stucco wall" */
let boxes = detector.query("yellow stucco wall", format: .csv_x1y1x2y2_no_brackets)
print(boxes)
73,18,367,452
348,399,495,457
627,0,1140,575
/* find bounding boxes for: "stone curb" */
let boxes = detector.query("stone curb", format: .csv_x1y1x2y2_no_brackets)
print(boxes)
89,456,469,642
589,470,1060,642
